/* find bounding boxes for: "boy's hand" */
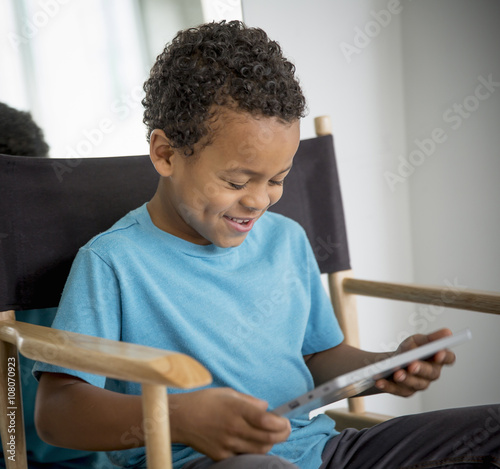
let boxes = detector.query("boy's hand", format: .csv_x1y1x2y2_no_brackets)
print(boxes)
171,387,291,461
375,328,456,397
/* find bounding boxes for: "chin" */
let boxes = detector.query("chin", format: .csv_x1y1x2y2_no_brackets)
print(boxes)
213,235,247,249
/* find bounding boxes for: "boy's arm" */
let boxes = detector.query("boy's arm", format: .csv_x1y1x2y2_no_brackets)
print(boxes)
36,372,144,451
36,372,290,461
304,328,456,398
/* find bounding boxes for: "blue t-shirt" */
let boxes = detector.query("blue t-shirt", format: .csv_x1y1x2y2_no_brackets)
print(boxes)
34,204,343,469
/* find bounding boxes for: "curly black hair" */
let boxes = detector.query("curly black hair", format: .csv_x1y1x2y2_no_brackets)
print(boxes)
0,102,49,157
142,20,306,156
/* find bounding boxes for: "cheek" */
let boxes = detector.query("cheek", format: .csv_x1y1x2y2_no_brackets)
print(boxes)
269,186,284,205
201,188,238,214
178,179,227,211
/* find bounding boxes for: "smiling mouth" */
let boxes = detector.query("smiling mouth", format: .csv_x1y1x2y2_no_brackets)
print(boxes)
225,216,251,225
223,215,256,233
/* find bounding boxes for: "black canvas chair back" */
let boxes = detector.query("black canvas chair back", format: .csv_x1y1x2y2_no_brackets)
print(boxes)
0,132,348,311
270,134,351,274
0,152,212,469
0,154,159,311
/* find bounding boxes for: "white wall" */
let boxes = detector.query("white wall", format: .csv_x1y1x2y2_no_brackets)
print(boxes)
401,0,500,411
243,0,500,415
243,0,421,417
140,0,204,64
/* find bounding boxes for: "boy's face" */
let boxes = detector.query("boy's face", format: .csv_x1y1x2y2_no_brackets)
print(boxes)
149,110,300,248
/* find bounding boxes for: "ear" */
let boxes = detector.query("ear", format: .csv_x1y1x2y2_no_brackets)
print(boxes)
149,129,177,177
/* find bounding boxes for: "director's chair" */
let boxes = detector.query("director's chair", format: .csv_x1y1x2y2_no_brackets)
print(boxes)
1,118,499,469
0,154,211,469
269,115,500,430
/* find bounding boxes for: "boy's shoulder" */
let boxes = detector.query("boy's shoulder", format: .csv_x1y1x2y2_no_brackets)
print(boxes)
83,204,146,253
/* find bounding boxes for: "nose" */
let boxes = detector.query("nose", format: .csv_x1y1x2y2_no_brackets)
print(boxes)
239,185,272,212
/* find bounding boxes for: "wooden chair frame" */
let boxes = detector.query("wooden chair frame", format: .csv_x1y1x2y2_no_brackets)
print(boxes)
313,116,500,429
0,309,211,469
327,268,500,429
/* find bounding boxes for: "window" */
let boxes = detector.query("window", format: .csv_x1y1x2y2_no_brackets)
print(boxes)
0,0,242,158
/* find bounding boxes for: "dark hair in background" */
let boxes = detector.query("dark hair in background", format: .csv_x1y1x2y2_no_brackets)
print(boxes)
143,20,307,156
0,102,50,157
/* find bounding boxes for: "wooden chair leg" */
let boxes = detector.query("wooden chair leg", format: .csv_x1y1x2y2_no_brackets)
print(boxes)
326,407,390,431
326,274,392,429
328,270,366,414
0,311,27,469
141,383,172,469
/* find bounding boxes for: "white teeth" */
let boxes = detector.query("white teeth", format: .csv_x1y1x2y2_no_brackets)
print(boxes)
228,216,249,224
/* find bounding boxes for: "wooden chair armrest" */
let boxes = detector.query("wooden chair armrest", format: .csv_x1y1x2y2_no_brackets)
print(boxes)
325,407,390,431
0,319,211,388
343,278,500,315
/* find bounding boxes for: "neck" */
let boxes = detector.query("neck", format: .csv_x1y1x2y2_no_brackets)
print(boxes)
147,180,210,245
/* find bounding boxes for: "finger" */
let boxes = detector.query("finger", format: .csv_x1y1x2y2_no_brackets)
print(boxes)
214,411,290,458
239,396,290,432
375,378,416,397
406,359,444,379
227,417,291,447
432,349,456,365
240,393,270,412
393,370,433,390
411,356,454,376
427,328,453,341
403,349,455,377
377,368,430,395
411,328,453,348
383,357,449,392
400,330,456,367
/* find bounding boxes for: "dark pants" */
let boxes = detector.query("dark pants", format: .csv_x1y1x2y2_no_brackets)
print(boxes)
183,405,500,469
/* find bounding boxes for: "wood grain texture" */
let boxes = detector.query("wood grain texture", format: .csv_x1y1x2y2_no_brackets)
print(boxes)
343,278,500,315
314,115,332,136
142,384,172,469
326,408,390,431
0,312,28,469
0,319,212,388
328,271,365,414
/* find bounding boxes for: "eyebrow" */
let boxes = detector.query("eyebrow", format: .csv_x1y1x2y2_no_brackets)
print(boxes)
222,164,293,177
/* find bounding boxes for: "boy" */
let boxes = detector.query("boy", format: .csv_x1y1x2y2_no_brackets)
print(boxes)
34,21,498,469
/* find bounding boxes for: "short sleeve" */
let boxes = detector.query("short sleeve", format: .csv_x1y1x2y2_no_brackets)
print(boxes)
33,247,122,387
301,239,344,355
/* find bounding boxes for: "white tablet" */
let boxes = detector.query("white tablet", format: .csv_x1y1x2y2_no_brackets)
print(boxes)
272,329,472,419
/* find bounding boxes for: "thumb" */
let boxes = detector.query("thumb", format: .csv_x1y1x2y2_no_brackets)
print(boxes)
240,393,269,412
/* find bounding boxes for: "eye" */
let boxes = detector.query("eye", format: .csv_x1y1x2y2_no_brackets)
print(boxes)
228,182,247,190
269,179,285,187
